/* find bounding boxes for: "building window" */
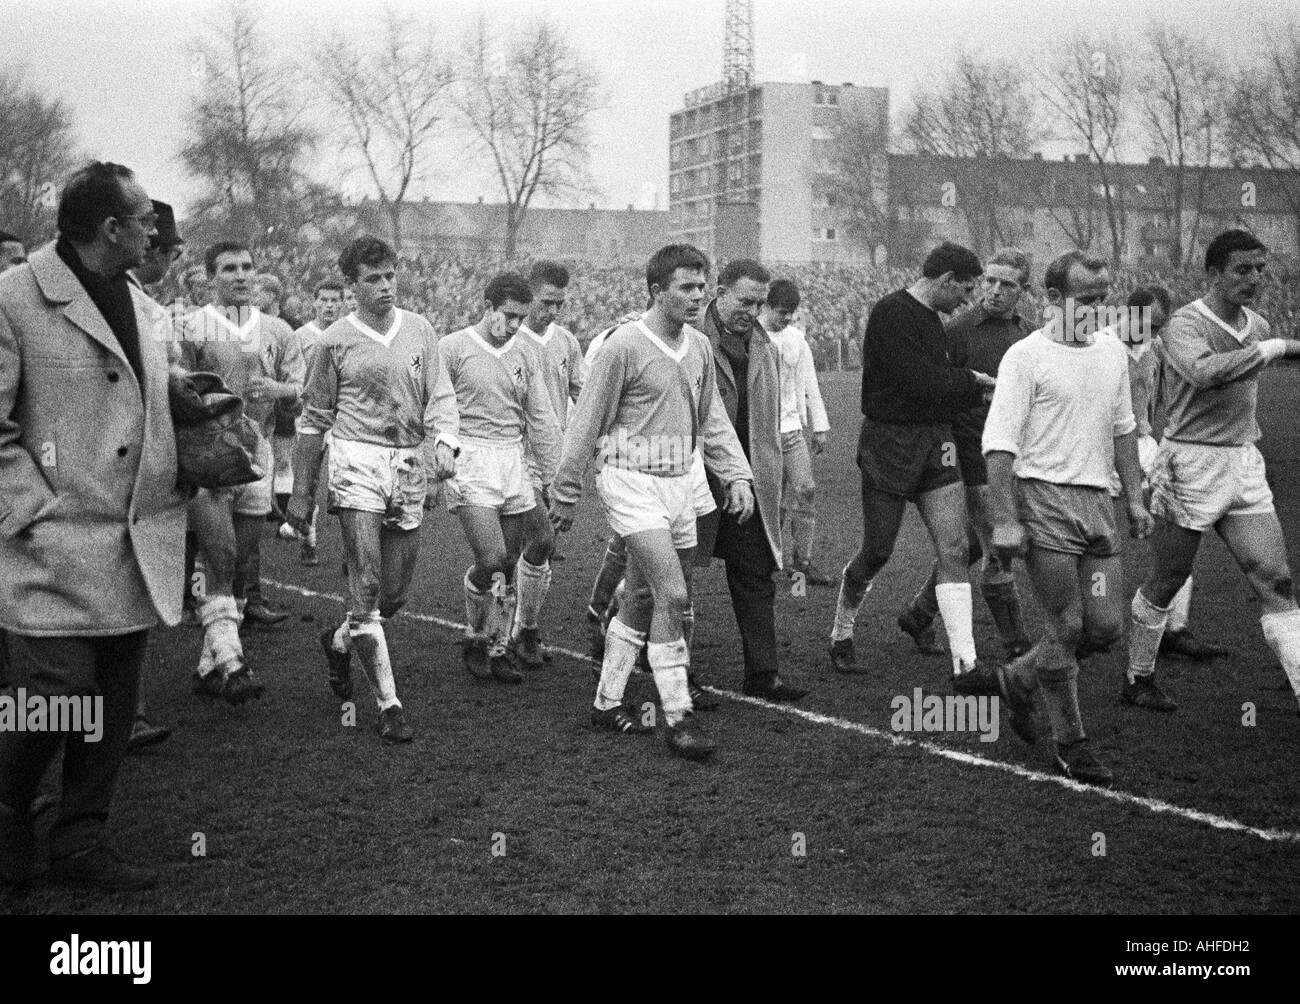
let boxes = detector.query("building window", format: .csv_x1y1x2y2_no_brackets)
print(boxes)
670,175,681,195
811,227,839,241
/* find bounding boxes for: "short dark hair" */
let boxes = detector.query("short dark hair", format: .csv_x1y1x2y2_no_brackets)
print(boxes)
921,241,982,281
767,278,800,311
718,259,771,288
646,244,710,295
484,272,533,308
0,230,22,245
338,236,395,281
529,260,570,289
315,280,345,297
1127,285,1172,315
205,240,252,277
57,161,135,243
1205,229,1266,273
1043,250,1109,295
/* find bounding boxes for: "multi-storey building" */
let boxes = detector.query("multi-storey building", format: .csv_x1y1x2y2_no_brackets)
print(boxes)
668,79,889,265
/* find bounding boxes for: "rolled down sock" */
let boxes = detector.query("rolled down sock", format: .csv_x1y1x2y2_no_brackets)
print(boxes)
649,637,692,727
935,582,977,673
831,571,872,643
594,617,646,711
512,556,550,637
350,615,399,711
331,619,351,653
198,594,242,673
463,570,490,641
1261,609,1300,703
1167,576,1193,634
1035,645,1085,745
1128,588,1170,682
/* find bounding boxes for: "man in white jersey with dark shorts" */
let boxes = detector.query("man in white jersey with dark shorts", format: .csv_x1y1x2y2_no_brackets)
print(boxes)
1125,229,1300,715
550,244,754,761
440,273,562,684
287,236,459,743
989,251,1153,785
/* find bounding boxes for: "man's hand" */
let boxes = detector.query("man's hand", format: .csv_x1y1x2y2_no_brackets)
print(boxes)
725,480,756,524
1128,500,1155,539
246,375,295,402
431,442,456,481
284,493,313,537
548,498,575,533
991,519,1027,566
811,431,827,455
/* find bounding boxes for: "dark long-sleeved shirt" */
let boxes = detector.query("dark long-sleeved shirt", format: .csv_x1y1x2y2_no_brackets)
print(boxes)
946,305,1030,437
56,236,144,395
860,289,981,424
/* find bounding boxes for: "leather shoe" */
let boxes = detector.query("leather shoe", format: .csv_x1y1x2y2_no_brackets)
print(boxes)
243,599,289,626
1160,628,1231,661
126,717,172,752
829,638,869,674
49,846,158,892
742,677,808,702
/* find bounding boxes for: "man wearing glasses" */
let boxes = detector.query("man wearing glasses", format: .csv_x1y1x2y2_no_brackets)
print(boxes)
828,241,999,697
0,162,188,890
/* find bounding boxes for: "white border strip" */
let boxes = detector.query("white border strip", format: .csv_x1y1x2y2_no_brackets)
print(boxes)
267,579,1300,844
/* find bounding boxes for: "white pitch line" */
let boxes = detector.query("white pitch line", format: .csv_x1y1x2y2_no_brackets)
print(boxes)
267,578,1300,844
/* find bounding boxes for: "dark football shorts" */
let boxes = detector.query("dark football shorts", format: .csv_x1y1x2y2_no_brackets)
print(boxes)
857,417,962,501
952,413,987,487
1016,478,1120,558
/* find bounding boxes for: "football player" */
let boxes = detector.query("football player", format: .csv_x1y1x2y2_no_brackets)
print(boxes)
287,236,459,742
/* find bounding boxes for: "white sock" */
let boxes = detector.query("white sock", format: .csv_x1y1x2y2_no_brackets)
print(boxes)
1128,588,1170,682
198,595,242,672
649,638,692,726
831,572,872,642
1261,609,1300,703
463,571,489,640
306,511,317,547
511,557,550,638
594,617,646,711
331,620,351,653
350,617,400,711
1168,576,1193,633
935,582,977,673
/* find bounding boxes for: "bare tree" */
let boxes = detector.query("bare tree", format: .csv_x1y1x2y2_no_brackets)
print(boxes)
1139,22,1227,268
827,104,890,254
1227,24,1300,257
0,67,77,245
900,53,1042,254
181,0,335,244
455,16,601,259
1038,37,1131,264
314,9,454,252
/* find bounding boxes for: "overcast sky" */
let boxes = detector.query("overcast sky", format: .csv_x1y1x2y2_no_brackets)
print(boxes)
1,0,1295,216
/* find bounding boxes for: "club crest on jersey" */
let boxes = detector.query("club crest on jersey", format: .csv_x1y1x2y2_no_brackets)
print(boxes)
409,353,423,380
512,364,526,386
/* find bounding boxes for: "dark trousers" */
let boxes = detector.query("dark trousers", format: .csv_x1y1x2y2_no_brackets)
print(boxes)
714,503,779,685
0,630,145,860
